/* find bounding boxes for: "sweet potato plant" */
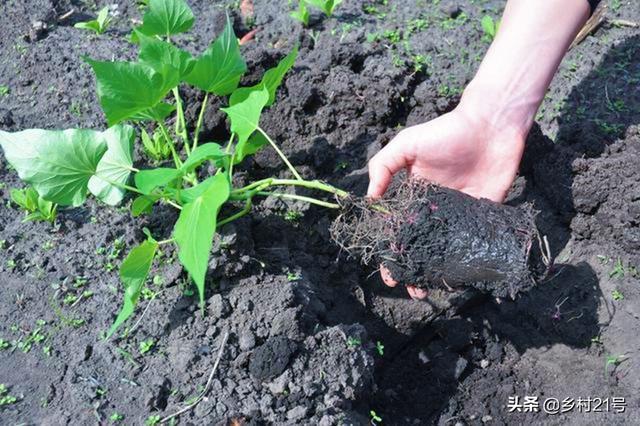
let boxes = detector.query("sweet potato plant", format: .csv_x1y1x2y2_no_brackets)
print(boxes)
0,0,346,337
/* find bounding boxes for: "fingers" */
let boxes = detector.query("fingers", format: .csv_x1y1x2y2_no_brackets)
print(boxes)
367,132,413,198
380,265,428,300
380,265,398,287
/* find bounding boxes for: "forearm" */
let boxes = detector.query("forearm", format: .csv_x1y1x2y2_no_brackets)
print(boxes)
460,0,590,136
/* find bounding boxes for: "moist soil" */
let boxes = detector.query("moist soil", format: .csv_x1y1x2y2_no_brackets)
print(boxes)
1,0,640,425
331,181,544,298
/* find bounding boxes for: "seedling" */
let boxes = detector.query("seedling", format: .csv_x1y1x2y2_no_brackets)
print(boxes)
306,0,343,17
10,186,57,223
370,410,382,425
611,289,624,301
290,1,310,26
0,384,18,406
0,0,349,338
145,415,161,426
609,257,626,279
375,340,384,356
480,15,500,41
347,336,361,347
140,128,172,162
139,338,155,355
74,6,112,35
0,339,10,350
110,412,124,423
605,354,627,378
0,85,9,96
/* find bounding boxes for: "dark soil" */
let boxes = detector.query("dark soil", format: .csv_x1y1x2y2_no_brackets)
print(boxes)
332,181,545,298
1,0,640,425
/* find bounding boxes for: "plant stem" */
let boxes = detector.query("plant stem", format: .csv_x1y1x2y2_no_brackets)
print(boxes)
158,121,183,168
94,174,144,195
217,199,252,228
255,191,340,209
231,178,348,198
192,92,209,151
172,87,190,155
164,199,183,210
257,127,303,181
157,238,175,245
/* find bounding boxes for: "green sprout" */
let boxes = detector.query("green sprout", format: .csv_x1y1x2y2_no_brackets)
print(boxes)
145,415,161,426
480,15,500,41
370,410,382,424
110,412,124,423
0,384,18,406
0,0,349,340
375,341,384,356
611,289,624,301
74,6,112,35
9,186,57,223
0,85,9,96
609,257,626,279
139,338,155,355
347,337,361,347
291,1,310,26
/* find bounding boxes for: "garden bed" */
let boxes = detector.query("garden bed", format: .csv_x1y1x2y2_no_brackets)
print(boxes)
1,0,639,424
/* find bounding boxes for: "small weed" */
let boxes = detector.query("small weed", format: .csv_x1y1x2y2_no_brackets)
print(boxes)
139,338,155,355
110,412,124,423
290,1,309,26
286,270,302,282
145,415,161,426
375,340,384,356
480,15,500,41
611,289,624,301
382,29,401,44
609,257,625,279
284,210,302,222
370,410,382,424
591,335,603,345
74,6,112,35
0,85,9,96
0,384,18,406
10,186,57,223
0,339,10,350
605,354,627,378
347,337,361,347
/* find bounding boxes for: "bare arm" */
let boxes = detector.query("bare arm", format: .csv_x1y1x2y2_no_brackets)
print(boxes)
369,0,591,298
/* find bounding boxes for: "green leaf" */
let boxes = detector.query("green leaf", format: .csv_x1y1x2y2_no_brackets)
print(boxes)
173,174,223,204
138,32,195,86
233,131,268,164
108,238,159,338
131,195,159,217
290,1,309,25
222,85,269,161
306,0,342,16
74,7,111,34
134,168,181,194
135,0,194,38
0,129,107,206
84,59,171,126
88,125,135,205
184,15,246,95
481,15,496,38
173,173,230,305
230,45,298,107
181,143,227,173
130,103,177,122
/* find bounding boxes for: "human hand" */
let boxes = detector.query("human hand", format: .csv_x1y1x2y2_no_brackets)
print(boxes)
367,97,528,299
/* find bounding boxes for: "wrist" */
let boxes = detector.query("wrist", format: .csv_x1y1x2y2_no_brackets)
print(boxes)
457,77,540,141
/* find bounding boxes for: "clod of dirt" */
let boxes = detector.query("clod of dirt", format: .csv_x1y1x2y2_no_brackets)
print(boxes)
331,179,550,298
249,336,298,381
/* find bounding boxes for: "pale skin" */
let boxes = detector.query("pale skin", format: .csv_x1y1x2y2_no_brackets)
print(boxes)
368,0,591,299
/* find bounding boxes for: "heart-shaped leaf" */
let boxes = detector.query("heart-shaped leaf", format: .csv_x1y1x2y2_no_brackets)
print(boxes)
0,128,108,206
222,85,269,162
184,15,246,95
138,32,195,87
85,58,172,126
134,0,195,38
134,167,181,194
88,125,136,205
181,143,227,173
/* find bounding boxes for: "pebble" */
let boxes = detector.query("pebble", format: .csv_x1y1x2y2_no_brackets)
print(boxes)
480,359,490,369
239,330,256,350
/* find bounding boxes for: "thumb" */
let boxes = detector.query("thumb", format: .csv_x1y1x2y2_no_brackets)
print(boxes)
367,135,413,198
